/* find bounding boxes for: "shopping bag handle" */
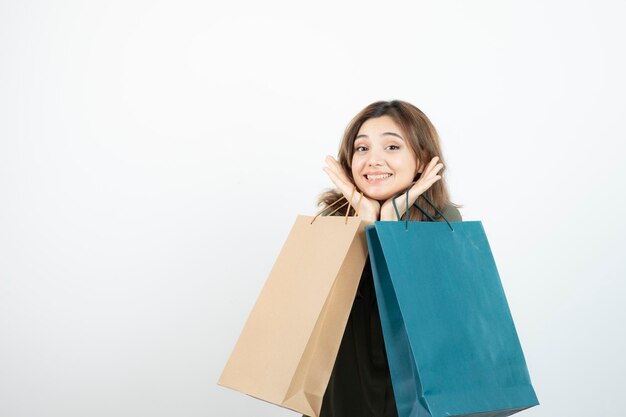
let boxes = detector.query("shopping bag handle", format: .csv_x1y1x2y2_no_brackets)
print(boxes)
390,184,454,232
310,186,363,224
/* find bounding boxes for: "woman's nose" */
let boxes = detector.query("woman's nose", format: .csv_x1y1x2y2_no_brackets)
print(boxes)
367,150,383,166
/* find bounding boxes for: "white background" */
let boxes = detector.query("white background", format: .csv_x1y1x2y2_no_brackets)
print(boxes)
1,1,625,416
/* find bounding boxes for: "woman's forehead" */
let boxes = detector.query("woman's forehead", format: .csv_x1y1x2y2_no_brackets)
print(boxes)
356,116,405,139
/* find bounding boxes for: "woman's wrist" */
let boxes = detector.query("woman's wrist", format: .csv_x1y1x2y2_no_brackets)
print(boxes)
358,207,379,222
379,206,397,221
379,212,393,221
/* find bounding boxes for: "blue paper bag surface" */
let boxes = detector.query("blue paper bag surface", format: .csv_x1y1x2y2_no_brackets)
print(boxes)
366,220,539,417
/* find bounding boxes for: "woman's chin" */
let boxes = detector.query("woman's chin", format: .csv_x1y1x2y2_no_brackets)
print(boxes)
356,182,405,202
362,189,396,202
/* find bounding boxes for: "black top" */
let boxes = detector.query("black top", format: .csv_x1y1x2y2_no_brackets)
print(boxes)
304,204,462,417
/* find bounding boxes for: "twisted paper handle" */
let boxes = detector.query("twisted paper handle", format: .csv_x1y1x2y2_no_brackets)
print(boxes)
311,186,363,224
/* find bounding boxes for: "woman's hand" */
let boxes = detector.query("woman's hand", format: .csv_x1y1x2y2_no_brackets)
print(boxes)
323,155,380,221
379,156,444,221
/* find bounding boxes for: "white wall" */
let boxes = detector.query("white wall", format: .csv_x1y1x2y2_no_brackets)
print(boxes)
1,1,624,416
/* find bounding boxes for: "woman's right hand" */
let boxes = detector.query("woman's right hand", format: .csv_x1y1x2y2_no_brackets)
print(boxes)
322,155,380,222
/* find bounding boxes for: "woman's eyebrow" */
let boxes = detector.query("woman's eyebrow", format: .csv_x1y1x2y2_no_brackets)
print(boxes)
355,132,404,140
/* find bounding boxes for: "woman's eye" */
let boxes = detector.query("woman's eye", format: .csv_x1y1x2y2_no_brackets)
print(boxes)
355,146,367,152
387,145,400,150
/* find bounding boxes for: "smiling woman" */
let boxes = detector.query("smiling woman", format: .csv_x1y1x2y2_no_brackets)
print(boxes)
351,115,421,202
309,100,463,417
320,100,462,222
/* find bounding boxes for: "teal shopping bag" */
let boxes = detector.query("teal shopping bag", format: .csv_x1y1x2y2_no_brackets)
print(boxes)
366,194,539,417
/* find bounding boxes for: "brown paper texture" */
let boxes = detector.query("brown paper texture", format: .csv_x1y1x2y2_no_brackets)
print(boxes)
218,215,370,417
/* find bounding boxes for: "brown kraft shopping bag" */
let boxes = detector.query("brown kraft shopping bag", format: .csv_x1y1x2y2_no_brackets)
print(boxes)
218,194,370,417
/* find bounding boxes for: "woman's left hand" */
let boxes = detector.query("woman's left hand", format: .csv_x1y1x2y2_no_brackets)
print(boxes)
379,156,444,221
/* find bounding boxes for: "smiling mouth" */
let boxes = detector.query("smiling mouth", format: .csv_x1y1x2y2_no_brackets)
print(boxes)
364,173,393,183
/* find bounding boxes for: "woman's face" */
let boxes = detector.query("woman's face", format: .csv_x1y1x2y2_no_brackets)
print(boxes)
351,115,421,201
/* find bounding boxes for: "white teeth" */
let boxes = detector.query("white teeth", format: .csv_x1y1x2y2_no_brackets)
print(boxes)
366,174,392,180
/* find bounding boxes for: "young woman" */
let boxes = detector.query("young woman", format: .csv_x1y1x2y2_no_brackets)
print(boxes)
308,100,462,417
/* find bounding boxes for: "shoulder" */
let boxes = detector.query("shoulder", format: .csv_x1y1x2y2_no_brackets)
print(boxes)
436,203,462,222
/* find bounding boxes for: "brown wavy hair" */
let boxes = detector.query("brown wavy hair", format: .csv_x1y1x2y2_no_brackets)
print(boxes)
317,100,462,221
